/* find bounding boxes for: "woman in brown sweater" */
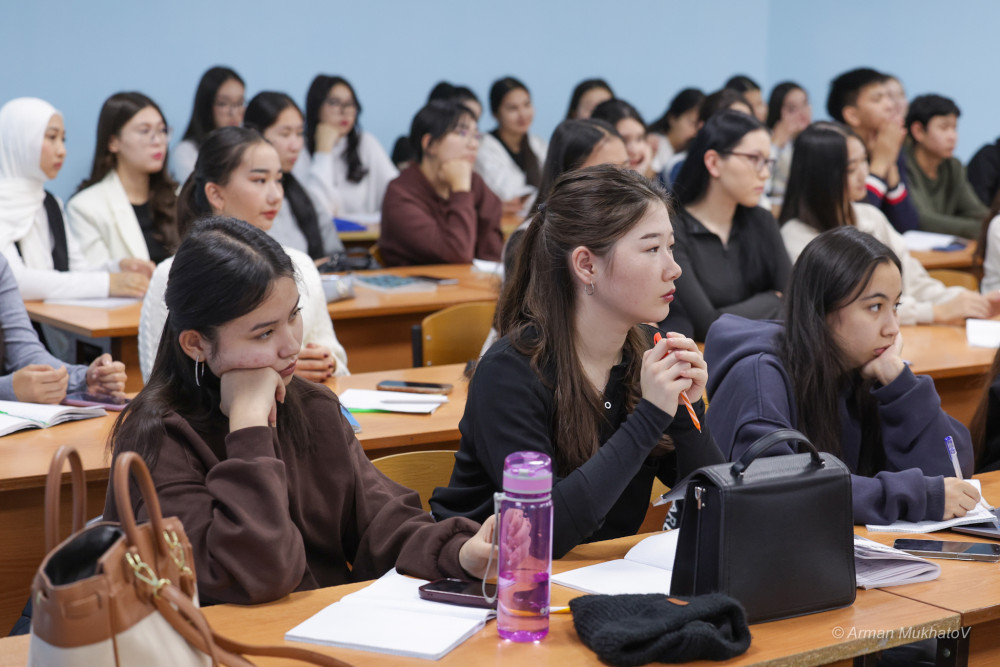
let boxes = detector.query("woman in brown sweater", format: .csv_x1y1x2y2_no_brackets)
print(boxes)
104,216,493,605
380,100,503,266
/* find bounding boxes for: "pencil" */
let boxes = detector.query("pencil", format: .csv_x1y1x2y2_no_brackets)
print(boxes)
653,333,702,432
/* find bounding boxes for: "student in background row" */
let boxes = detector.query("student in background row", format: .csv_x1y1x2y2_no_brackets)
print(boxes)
243,92,344,261
663,110,789,341
380,100,502,266
903,94,987,238
724,75,767,123
967,136,1000,208
0,97,150,302
662,88,752,186
781,122,1000,324
765,81,811,213
647,87,704,176
173,66,245,185
139,127,347,383
428,81,483,121
68,92,177,267
432,165,724,558
564,78,614,120
591,99,655,179
976,197,1000,293
475,77,548,213
705,226,980,524
303,75,397,220
828,68,918,233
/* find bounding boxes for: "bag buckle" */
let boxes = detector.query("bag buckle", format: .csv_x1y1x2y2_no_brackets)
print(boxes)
695,486,705,510
163,529,192,576
126,552,170,596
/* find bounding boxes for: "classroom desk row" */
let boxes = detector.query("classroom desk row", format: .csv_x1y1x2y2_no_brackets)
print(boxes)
6,474,1000,665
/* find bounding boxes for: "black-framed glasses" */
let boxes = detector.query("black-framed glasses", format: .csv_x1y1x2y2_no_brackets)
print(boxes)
323,98,358,113
721,151,776,173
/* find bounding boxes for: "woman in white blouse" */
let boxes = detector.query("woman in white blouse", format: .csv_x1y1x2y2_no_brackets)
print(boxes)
172,66,246,185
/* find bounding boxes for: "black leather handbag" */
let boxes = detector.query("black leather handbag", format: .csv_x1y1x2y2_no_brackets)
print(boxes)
666,429,856,623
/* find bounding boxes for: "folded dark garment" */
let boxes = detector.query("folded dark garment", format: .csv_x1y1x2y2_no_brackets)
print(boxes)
570,593,751,666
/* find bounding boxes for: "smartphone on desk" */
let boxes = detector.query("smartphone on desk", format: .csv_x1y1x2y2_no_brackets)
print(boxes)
63,393,130,411
377,380,453,395
418,578,497,609
893,538,1000,562
410,275,459,285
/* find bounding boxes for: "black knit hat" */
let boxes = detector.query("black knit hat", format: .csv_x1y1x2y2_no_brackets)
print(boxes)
569,593,752,666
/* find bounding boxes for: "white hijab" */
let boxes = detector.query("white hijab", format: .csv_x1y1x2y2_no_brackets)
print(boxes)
0,97,61,265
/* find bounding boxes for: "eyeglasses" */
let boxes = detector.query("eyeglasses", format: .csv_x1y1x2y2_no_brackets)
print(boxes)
214,99,246,114
452,126,483,142
131,126,171,144
721,151,776,174
323,98,358,113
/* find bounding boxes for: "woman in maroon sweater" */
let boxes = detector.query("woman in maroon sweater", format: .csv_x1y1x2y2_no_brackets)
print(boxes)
380,100,502,266
104,216,494,605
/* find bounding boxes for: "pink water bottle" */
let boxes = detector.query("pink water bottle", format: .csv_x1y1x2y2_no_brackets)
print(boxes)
496,451,553,642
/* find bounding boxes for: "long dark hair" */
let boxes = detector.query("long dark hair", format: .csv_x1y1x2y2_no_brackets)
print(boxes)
489,77,541,188
409,100,477,163
766,81,804,129
177,126,269,239
780,226,901,473
648,87,705,135
181,66,244,147
565,78,614,119
244,92,325,260
779,122,857,231
109,216,310,470
535,118,620,205
672,109,765,206
970,347,1000,470
77,92,179,254
497,164,673,473
305,75,367,183
591,98,647,131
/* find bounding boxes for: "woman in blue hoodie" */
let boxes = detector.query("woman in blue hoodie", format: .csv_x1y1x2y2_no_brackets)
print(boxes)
704,226,980,525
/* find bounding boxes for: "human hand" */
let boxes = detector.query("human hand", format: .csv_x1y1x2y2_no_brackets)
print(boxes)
108,271,150,298
314,122,342,153
118,258,156,278
984,290,1000,318
942,478,981,519
933,291,993,325
501,195,529,215
219,367,287,432
459,514,498,580
12,364,68,404
640,335,694,416
86,353,126,398
439,159,473,193
295,343,335,382
661,332,707,403
859,332,905,386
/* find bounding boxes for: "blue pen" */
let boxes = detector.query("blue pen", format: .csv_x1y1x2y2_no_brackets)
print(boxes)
946,435,995,511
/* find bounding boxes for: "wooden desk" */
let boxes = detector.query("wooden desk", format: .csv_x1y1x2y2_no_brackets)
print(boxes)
23,300,142,393
339,213,524,245
912,241,980,273
328,264,500,372
0,364,468,633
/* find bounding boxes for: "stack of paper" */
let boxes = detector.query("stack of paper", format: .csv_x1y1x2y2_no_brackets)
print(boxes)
866,480,998,533
338,389,448,414
42,297,139,308
967,319,1000,348
853,536,941,589
286,569,493,660
901,230,961,251
551,530,679,595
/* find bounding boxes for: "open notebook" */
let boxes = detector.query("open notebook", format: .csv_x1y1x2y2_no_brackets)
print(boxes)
866,480,998,533
551,530,679,596
0,400,105,437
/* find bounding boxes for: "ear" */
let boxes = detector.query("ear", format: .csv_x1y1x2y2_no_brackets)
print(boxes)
569,245,598,289
704,149,722,178
204,182,225,212
841,105,861,129
108,134,120,155
178,329,210,363
420,133,433,158
910,121,926,143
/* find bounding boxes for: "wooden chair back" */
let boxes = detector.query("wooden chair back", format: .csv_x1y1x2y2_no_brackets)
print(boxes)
370,450,458,512
928,269,979,291
415,301,496,367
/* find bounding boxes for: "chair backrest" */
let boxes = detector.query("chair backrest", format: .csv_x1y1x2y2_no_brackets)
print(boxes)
370,450,458,512
369,243,384,267
415,301,497,367
928,268,979,291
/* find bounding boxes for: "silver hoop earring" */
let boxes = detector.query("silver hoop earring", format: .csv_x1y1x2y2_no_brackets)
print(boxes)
585,282,595,296
194,355,204,387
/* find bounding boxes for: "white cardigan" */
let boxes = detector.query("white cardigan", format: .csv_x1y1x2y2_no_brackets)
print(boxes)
299,131,397,218
171,139,198,186
139,245,349,382
781,202,966,324
67,170,151,265
474,132,548,202
982,215,1000,293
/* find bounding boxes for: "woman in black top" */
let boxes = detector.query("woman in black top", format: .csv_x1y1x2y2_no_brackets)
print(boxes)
663,110,791,340
430,165,723,558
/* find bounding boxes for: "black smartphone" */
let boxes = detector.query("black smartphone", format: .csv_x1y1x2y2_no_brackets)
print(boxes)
893,538,1000,562
377,380,453,395
63,393,130,411
410,275,459,285
418,578,497,609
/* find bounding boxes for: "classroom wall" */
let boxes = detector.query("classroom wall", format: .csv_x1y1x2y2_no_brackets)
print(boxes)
2,0,996,202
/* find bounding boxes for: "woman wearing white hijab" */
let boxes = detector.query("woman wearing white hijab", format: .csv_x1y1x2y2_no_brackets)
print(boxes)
0,97,150,301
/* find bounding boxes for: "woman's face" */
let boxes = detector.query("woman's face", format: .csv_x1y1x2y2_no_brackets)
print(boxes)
884,78,907,123
203,275,303,386
319,83,358,135
846,135,870,202
580,136,628,169
616,118,649,171
263,106,305,174
209,142,284,231
575,87,612,119
780,88,812,137
213,78,246,129
496,88,534,136
110,106,168,175
39,114,66,180
667,108,699,150
711,129,772,207
827,261,901,371
425,115,480,165
743,88,767,123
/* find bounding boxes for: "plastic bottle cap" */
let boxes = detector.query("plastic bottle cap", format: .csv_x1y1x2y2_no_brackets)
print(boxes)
502,451,552,494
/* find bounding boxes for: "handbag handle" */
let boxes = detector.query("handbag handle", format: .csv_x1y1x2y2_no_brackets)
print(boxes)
730,428,823,477
113,451,173,563
44,446,87,553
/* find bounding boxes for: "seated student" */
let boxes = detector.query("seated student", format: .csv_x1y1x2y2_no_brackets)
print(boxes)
903,94,987,239
662,110,790,341
68,92,178,267
475,76,548,212
647,87,704,176
967,137,1000,208
781,122,1000,325
431,165,724,558
970,347,1000,472
705,226,981,524
0,97,150,302
827,68,918,233
107,217,494,605
591,98,656,178
139,127,347,384
766,81,811,212
301,75,398,220
244,92,344,261
380,101,502,267
724,74,767,123
663,88,753,185
172,66,245,185
564,78,614,120
390,82,483,173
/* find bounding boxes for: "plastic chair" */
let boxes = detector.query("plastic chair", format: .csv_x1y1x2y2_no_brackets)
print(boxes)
370,450,458,512
411,301,496,367
928,269,979,291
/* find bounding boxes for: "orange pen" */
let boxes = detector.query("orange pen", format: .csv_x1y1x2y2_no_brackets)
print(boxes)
653,332,702,432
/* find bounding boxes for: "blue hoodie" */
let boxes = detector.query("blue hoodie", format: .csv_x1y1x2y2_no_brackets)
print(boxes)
704,314,973,524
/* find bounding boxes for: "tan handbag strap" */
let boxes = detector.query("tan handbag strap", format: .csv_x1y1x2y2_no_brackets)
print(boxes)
212,632,355,667
44,445,86,553
113,451,172,561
